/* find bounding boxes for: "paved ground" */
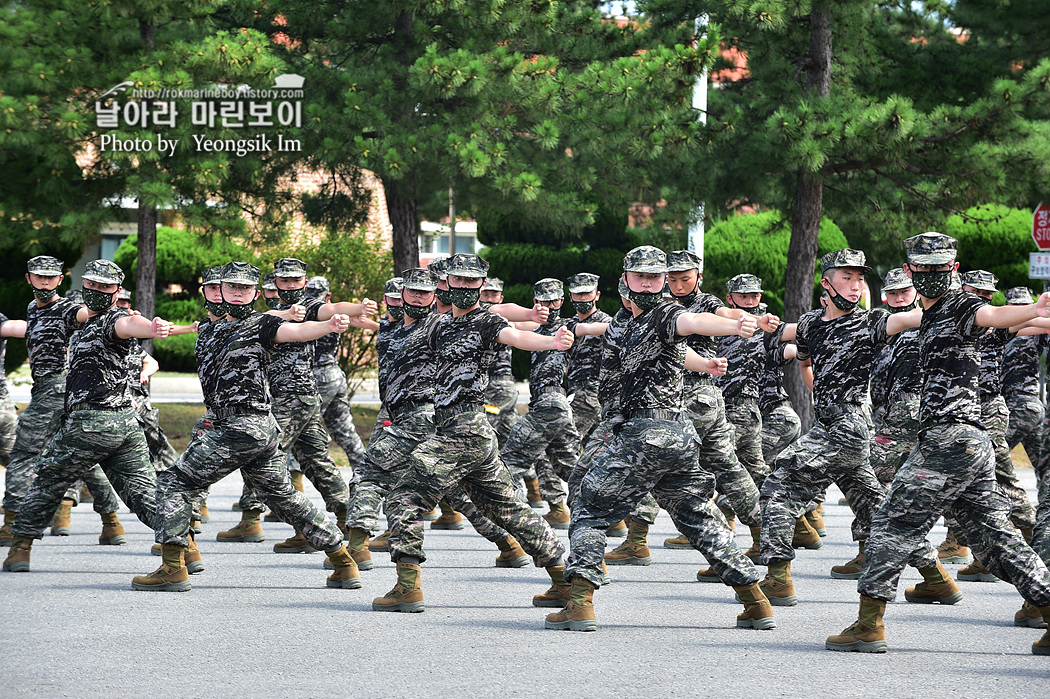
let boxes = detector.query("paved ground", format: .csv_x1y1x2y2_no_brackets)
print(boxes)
1,468,1047,697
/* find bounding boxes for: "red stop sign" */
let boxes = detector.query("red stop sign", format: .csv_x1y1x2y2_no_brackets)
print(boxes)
1035,202,1050,250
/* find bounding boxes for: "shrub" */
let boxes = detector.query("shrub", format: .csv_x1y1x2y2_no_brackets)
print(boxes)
944,204,1039,293
152,333,198,373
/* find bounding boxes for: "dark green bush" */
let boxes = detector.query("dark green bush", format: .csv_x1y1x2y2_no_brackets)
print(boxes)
944,204,1038,293
152,333,198,374
155,294,205,324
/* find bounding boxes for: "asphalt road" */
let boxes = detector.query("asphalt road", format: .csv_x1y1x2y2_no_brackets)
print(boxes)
1,468,1047,697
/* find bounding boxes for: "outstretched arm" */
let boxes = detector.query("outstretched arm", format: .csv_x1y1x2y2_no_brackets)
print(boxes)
489,303,549,324
115,316,173,340
317,299,378,322
168,322,199,336
685,350,727,376
276,314,351,343
976,292,1050,329
497,326,573,352
0,320,27,338
574,322,609,337
779,322,798,343
676,311,756,338
887,308,923,335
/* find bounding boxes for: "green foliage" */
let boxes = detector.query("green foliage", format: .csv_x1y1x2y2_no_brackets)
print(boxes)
944,204,1039,293
152,333,198,374
702,212,850,317
155,294,205,325
114,227,257,290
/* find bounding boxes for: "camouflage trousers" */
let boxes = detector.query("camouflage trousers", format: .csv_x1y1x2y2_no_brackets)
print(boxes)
314,364,366,467
1038,405,1050,505
724,398,770,489
371,405,391,440
135,401,179,472
761,409,887,562
345,404,509,543
502,393,581,504
684,382,762,528
569,389,602,447
0,397,16,467
980,395,1036,531
869,392,920,486
760,400,801,464
860,423,1050,606
1006,392,1043,474
12,408,158,539
385,410,564,566
567,413,660,526
241,392,349,513
484,376,519,449
566,416,759,589
156,412,342,550
1033,467,1050,566
3,375,119,514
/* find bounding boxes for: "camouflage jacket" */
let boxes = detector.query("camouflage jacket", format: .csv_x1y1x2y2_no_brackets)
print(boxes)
977,327,1011,398
383,314,442,411
268,297,323,395
884,326,922,399
376,316,398,402
717,325,781,402
565,309,613,394
198,311,283,414
597,308,633,414
619,301,689,415
25,296,81,381
795,307,889,409
682,292,725,385
127,342,150,401
480,303,514,378
917,289,987,429
1001,334,1045,399
313,330,340,369
758,325,792,411
65,307,135,410
526,318,570,398
427,307,510,410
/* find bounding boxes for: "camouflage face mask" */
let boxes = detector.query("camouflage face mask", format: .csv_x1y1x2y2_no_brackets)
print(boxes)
572,300,595,314
885,300,916,314
448,286,481,309
277,286,305,305
82,287,116,312
402,301,431,319
629,288,662,311
205,299,228,316
910,269,952,299
264,296,282,310
387,305,405,321
31,286,58,302
435,288,454,306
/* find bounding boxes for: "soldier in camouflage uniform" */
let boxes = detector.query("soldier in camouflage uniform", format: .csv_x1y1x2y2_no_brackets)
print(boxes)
344,268,529,573
661,250,774,555
1001,287,1046,482
0,313,26,468
480,278,521,454
1,257,125,547
546,246,774,632
759,304,801,465
828,233,1050,656
305,275,368,470
370,277,406,441
501,278,581,530
564,273,612,445
372,253,571,614
428,257,454,315
133,261,363,592
3,260,173,573
760,249,928,604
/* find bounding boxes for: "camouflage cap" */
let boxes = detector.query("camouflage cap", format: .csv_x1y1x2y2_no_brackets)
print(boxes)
1005,286,1034,305
666,250,702,273
305,275,330,299
427,257,450,281
727,273,763,294
904,232,957,266
65,289,83,304
533,278,565,301
821,248,872,275
567,272,599,294
117,289,132,301
882,267,913,291
274,257,308,278
384,277,405,296
623,246,667,274
483,277,505,293
402,268,438,292
758,302,768,315
27,255,64,277
221,261,260,286
82,259,125,285
618,277,629,298
261,272,277,290
446,253,489,279
201,266,224,285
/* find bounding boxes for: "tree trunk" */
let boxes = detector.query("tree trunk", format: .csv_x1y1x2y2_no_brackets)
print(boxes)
136,203,158,354
783,5,833,433
386,179,419,277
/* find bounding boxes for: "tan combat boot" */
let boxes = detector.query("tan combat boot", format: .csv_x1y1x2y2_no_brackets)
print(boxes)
826,596,888,653
0,509,17,547
606,519,628,538
370,529,391,552
50,499,74,536
718,503,736,531
199,502,210,524
735,583,776,630
543,501,570,530
431,501,464,530
1015,600,1049,629
421,506,439,521
533,565,571,607
664,533,691,550
372,561,424,612
185,533,204,575
335,507,349,541
544,578,597,632
326,545,362,589
495,536,530,568
216,509,265,542
604,520,652,566
696,565,720,582
805,506,827,537
759,561,798,606
936,528,972,565
906,562,963,604
273,529,317,554
290,471,305,492
600,560,612,586
132,544,191,592
1034,607,1050,656
98,511,127,546
791,517,822,549
525,478,544,509
80,484,93,503
347,528,374,571
830,541,866,580
957,557,1000,582
2,536,32,572
744,526,762,561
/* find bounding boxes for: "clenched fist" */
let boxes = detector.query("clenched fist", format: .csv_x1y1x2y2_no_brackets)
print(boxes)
329,313,352,334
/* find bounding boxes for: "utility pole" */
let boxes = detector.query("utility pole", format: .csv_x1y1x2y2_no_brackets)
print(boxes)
448,185,456,256
687,15,709,262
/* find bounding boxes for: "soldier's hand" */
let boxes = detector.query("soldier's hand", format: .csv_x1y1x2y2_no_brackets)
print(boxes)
758,313,780,333
139,371,150,385
191,320,200,333
348,315,373,329
288,304,307,322
530,303,550,324
737,313,757,338
329,313,352,334
128,309,142,317
705,357,728,377
553,326,574,350
151,317,173,338
360,298,378,317
1037,292,1050,318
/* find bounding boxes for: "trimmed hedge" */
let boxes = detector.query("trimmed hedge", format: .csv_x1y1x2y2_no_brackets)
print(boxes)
944,204,1040,294
152,333,198,374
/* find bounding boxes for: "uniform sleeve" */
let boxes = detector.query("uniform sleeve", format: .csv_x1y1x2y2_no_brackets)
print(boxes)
259,313,284,348
795,314,812,363
64,299,83,334
869,309,889,347
957,294,988,339
304,299,322,323
481,313,511,349
656,304,688,344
